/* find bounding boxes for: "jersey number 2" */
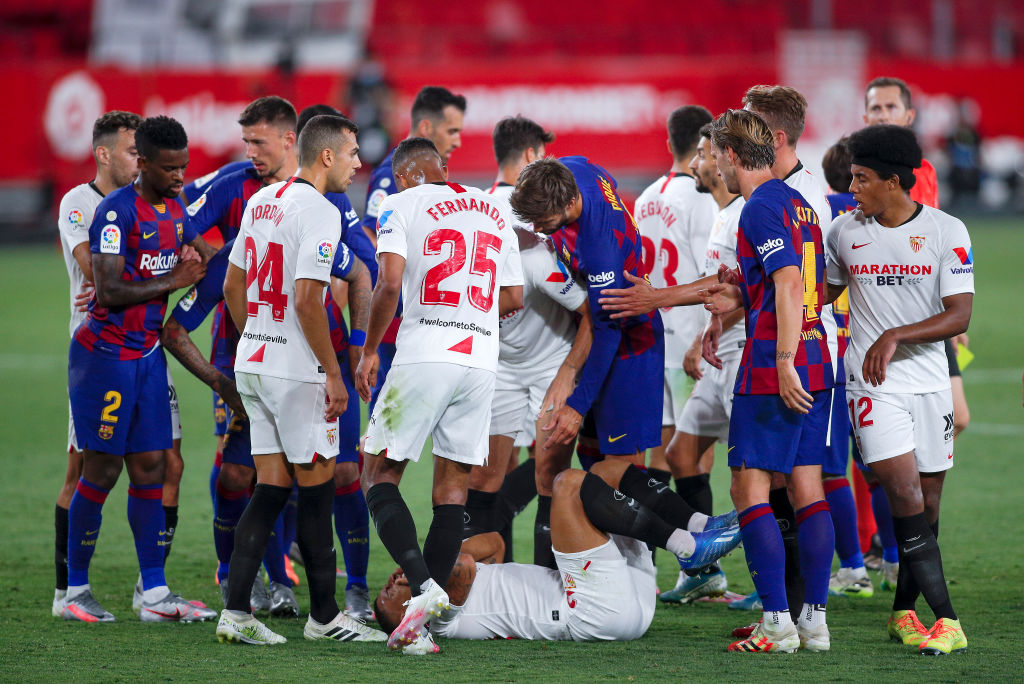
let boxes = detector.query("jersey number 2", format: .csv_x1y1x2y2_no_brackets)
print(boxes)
244,238,288,322
421,229,501,312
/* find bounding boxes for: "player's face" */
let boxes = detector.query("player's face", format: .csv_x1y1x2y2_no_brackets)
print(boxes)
427,105,464,162
242,122,293,179
140,148,189,199
711,144,740,195
106,128,140,188
690,137,718,194
326,129,362,193
375,568,412,629
864,86,915,127
849,163,890,217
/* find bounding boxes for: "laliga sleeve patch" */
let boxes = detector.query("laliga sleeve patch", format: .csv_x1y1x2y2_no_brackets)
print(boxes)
179,287,198,311
100,224,122,254
67,208,85,230
186,193,207,217
317,240,334,265
366,188,389,218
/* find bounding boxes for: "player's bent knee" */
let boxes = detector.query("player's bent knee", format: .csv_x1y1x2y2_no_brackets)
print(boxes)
552,469,585,499
587,459,628,487
219,463,254,491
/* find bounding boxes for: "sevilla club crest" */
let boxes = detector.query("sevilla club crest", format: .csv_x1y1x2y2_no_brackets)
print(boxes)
909,236,925,253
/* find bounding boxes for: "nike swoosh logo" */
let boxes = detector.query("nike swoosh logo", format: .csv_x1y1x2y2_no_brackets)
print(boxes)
608,433,627,443
852,242,871,249
727,446,735,453
147,608,183,619
907,535,921,542
903,543,926,554
143,231,157,239
84,529,99,536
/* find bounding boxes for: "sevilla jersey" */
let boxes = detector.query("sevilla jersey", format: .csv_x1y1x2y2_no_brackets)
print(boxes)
548,156,663,416
58,182,105,337
76,185,198,360
497,228,587,370
230,178,340,383
701,196,746,359
784,161,842,383
634,172,716,364
375,181,524,373
487,182,532,232
734,179,833,395
826,205,974,394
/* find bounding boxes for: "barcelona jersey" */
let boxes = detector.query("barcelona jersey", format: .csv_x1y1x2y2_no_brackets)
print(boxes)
183,160,253,205
76,185,198,360
169,240,236,363
826,192,855,381
549,156,663,416
734,179,832,395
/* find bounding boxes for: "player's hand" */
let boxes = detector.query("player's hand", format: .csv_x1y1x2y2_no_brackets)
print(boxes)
75,281,95,312
542,405,583,449
683,339,704,380
863,329,899,387
355,349,379,403
325,371,347,421
539,366,576,419
168,258,206,289
347,344,362,384
180,244,202,263
951,332,969,349
777,362,813,414
213,375,247,420
701,316,725,371
598,271,658,319
700,283,742,315
717,263,740,285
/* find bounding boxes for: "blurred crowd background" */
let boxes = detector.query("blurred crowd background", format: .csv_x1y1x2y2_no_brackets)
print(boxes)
3,0,1022,243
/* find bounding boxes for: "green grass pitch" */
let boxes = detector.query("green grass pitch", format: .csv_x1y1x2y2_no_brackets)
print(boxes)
0,217,1022,681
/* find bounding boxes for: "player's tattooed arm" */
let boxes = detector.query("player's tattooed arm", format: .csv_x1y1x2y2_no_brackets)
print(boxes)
444,553,479,606
161,316,246,417
772,265,813,414
342,256,372,334
92,253,205,308
188,234,218,263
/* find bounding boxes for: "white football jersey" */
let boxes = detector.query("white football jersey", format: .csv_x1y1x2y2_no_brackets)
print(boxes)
826,205,974,394
785,161,840,380
497,228,587,370
58,182,105,336
432,562,571,641
701,195,746,358
376,182,525,372
487,182,532,232
230,178,339,383
634,173,716,365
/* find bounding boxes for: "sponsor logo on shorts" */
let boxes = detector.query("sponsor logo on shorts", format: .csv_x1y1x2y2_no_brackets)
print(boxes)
587,270,615,288
100,225,121,254
756,237,785,258
608,433,627,443
317,240,334,265
326,427,337,446
942,412,955,441
98,424,114,440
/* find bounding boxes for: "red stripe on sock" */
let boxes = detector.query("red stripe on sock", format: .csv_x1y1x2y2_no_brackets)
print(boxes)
577,443,601,458
76,479,110,504
215,480,249,501
796,500,830,525
867,480,881,492
127,485,163,500
822,477,850,495
335,481,361,497
738,503,773,528
214,450,223,468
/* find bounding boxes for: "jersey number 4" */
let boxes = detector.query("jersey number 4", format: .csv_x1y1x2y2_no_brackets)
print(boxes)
244,238,288,322
421,229,502,312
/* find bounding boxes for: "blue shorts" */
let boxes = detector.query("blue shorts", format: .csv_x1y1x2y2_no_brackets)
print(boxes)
590,343,664,456
221,412,254,468
728,390,830,474
212,365,233,436
822,385,852,476
336,354,360,464
68,340,172,456
368,342,396,415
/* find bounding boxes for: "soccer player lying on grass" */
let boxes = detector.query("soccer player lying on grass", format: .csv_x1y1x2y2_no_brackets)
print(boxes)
373,459,741,650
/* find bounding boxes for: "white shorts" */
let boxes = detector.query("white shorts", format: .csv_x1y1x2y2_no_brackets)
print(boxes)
67,399,78,453
364,362,495,466
848,388,955,473
662,367,695,427
168,366,181,441
236,372,340,464
554,534,656,641
675,354,740,442
490,362,559,446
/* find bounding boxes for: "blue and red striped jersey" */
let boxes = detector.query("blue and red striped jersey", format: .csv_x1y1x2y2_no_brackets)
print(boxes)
324,242,356,353
183,160,253,205
734,179,833,395
168,240,237,370
827,193,857,220
185,166,264,243
549,156,663,416
76,185,198,360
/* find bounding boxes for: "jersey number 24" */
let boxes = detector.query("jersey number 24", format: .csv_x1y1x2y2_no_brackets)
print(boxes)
244,238,288,322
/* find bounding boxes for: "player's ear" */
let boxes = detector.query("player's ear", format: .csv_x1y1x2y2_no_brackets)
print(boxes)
905,108,916,126
416,118,433,139
283,130,297,149
95,145,110,166
441,163,449,181
773,128,787,150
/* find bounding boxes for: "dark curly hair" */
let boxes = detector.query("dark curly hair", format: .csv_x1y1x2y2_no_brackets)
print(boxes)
846,124,922,190
135,115,188,160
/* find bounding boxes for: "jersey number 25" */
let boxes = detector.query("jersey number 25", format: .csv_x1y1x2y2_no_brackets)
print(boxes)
421,229,502,312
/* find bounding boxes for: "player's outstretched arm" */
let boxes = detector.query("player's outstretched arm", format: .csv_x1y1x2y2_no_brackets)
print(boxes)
863,293,973,386
296,278,346,419
92,253,205,309
161,315,246,417
355,252,404,402
599,271,718,319
772,266,813,414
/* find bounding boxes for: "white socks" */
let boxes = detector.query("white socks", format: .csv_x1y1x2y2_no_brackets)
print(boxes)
141,585,169,603
666,529,696,558
798,602,827,629
66,584,89,600
687,512,709,533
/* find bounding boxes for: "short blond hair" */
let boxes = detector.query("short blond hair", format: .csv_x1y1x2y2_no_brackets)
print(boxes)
709,109,775,170
742,85,808,145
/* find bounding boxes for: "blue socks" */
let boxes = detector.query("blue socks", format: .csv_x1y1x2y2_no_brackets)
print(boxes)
870,482,900,563
796,500,834,605
213,481,249,582
738,503,788,612
67,478,110,588
823,477,864,568
127,483,166,590
334,481,370,589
